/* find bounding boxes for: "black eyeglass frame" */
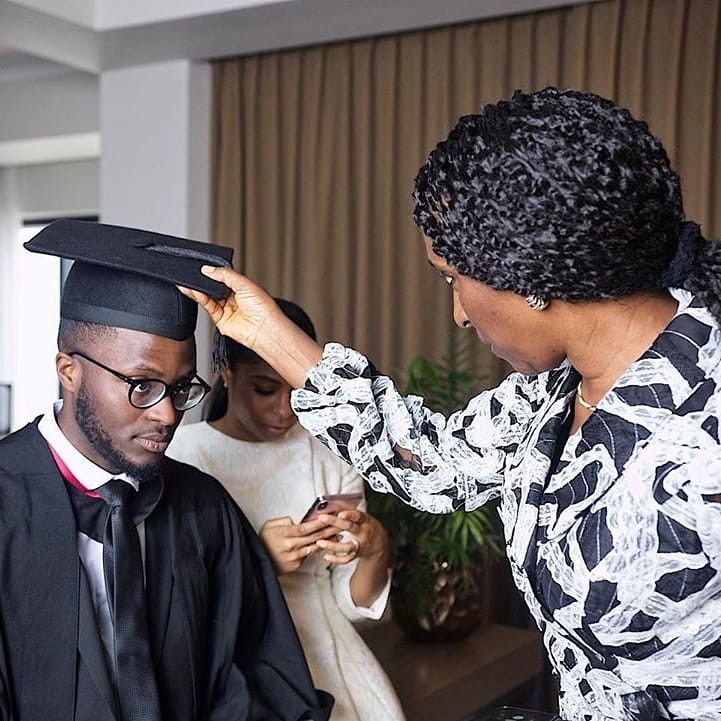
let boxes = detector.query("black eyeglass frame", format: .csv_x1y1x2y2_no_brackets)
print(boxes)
68,351,211,411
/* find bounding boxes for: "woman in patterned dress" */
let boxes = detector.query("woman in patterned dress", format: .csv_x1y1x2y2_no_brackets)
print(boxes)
181,88,721,721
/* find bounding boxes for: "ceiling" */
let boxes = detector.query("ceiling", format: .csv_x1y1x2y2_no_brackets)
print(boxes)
0,0,594,77
0,49,76,83
0,0,597,166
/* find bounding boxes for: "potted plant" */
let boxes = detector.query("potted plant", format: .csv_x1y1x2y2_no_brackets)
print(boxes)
366,327,504,642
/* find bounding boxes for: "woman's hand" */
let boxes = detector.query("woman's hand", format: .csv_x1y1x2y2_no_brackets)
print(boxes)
259,516,340,575
314,510,388,565
178,265,323,388
315,509,391,608
178,266,277,350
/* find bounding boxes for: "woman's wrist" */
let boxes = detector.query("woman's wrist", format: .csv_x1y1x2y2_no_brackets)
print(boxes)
357,540,390,567
253,312,323,388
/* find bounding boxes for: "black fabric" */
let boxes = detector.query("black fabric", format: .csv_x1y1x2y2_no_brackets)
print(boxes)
76,563,118,721
23,219,234,340
24,219,233,299
0,422,334,721
65,475,162,543
66,483,108,542
98,480,161,721
61,263,199,340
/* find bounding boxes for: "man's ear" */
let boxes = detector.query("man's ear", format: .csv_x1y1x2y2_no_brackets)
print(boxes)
56,352,81,395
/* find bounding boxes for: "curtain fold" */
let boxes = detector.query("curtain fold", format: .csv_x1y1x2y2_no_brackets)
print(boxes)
212,0,721,386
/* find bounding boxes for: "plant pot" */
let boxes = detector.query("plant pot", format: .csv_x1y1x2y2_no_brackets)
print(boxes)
389,548,485,642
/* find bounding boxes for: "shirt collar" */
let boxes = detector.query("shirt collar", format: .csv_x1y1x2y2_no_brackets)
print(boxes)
37,400,138,491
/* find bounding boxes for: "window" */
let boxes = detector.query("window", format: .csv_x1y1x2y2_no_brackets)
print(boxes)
6,217,96,431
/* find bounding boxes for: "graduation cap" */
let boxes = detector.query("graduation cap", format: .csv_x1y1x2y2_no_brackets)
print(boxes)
24,219,234,342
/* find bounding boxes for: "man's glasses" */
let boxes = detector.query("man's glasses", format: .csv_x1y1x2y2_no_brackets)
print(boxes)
68,351,211,411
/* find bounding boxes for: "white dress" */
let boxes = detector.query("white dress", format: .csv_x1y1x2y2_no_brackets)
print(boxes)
168,421,406,721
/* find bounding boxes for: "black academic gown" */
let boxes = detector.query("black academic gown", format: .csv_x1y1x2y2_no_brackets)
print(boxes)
0,422,333,721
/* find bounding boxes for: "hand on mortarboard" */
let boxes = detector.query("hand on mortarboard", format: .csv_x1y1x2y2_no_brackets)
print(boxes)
178,266,324,388
177,266,276,349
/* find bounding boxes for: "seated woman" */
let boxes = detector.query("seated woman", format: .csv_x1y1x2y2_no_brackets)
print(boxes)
168,299,405,721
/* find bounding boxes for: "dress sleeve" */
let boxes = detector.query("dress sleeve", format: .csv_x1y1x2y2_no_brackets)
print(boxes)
291,342,537,513
328,460,392,622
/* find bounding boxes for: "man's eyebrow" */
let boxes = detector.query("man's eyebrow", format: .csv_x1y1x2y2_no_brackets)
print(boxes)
128,363,197,379
128,363,164,374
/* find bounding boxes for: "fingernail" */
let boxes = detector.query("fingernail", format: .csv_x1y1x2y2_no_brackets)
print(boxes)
201,265,218,275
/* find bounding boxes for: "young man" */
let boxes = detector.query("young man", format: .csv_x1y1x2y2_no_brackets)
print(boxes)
0,219,333,721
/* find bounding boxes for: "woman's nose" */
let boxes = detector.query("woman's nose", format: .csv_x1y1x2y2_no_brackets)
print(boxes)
453,294,471,329
275,393,294,419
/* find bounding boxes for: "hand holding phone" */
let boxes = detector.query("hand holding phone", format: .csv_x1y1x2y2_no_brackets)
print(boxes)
301,493,363,523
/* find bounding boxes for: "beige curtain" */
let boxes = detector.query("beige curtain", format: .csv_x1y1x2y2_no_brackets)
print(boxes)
211,0,721,387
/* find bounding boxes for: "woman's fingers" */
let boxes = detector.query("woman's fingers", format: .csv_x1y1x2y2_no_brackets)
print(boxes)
262,516,294,529
316,534,361,564
336,510,363,523
200,264,248,289
296,518,332,535
182,266,280,350
318,511,364,535
176,285,226,326
200,265,275,314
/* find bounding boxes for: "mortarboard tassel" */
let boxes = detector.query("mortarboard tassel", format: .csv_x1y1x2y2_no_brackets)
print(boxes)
212,328,230,373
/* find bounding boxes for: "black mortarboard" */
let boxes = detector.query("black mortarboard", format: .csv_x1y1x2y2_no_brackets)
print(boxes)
24,219,234,341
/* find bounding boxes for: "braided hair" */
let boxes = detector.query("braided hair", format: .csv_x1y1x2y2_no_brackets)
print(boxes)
413,87,721,320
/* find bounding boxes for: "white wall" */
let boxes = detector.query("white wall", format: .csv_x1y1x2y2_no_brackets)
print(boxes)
17,159,98,219
100,59,213,414
8,0,95,28
11,223,61,429
0,71,98,141
0,69,100,166
0,168,19,397
97,0,279,30
99,60,209,238
0,59,213,429
0,159,98,431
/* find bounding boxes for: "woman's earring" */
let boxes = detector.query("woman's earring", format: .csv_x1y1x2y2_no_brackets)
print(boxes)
526,294,549,311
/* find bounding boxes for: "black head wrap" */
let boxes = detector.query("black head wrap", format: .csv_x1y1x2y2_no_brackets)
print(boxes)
413,87,693,300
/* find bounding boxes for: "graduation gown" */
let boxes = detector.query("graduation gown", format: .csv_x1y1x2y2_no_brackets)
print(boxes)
0,422,333,721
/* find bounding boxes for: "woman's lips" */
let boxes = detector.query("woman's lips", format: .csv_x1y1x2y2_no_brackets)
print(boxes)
265,425,291,437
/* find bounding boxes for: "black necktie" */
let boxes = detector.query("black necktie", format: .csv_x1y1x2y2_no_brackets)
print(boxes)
97,479,163,721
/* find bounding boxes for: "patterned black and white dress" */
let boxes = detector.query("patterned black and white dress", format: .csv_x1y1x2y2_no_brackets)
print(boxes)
291,289,721,721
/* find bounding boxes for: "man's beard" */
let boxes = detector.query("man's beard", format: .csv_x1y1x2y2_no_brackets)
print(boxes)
74,383,162,483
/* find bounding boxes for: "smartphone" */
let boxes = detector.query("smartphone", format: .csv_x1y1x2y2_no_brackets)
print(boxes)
301,493,363,522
